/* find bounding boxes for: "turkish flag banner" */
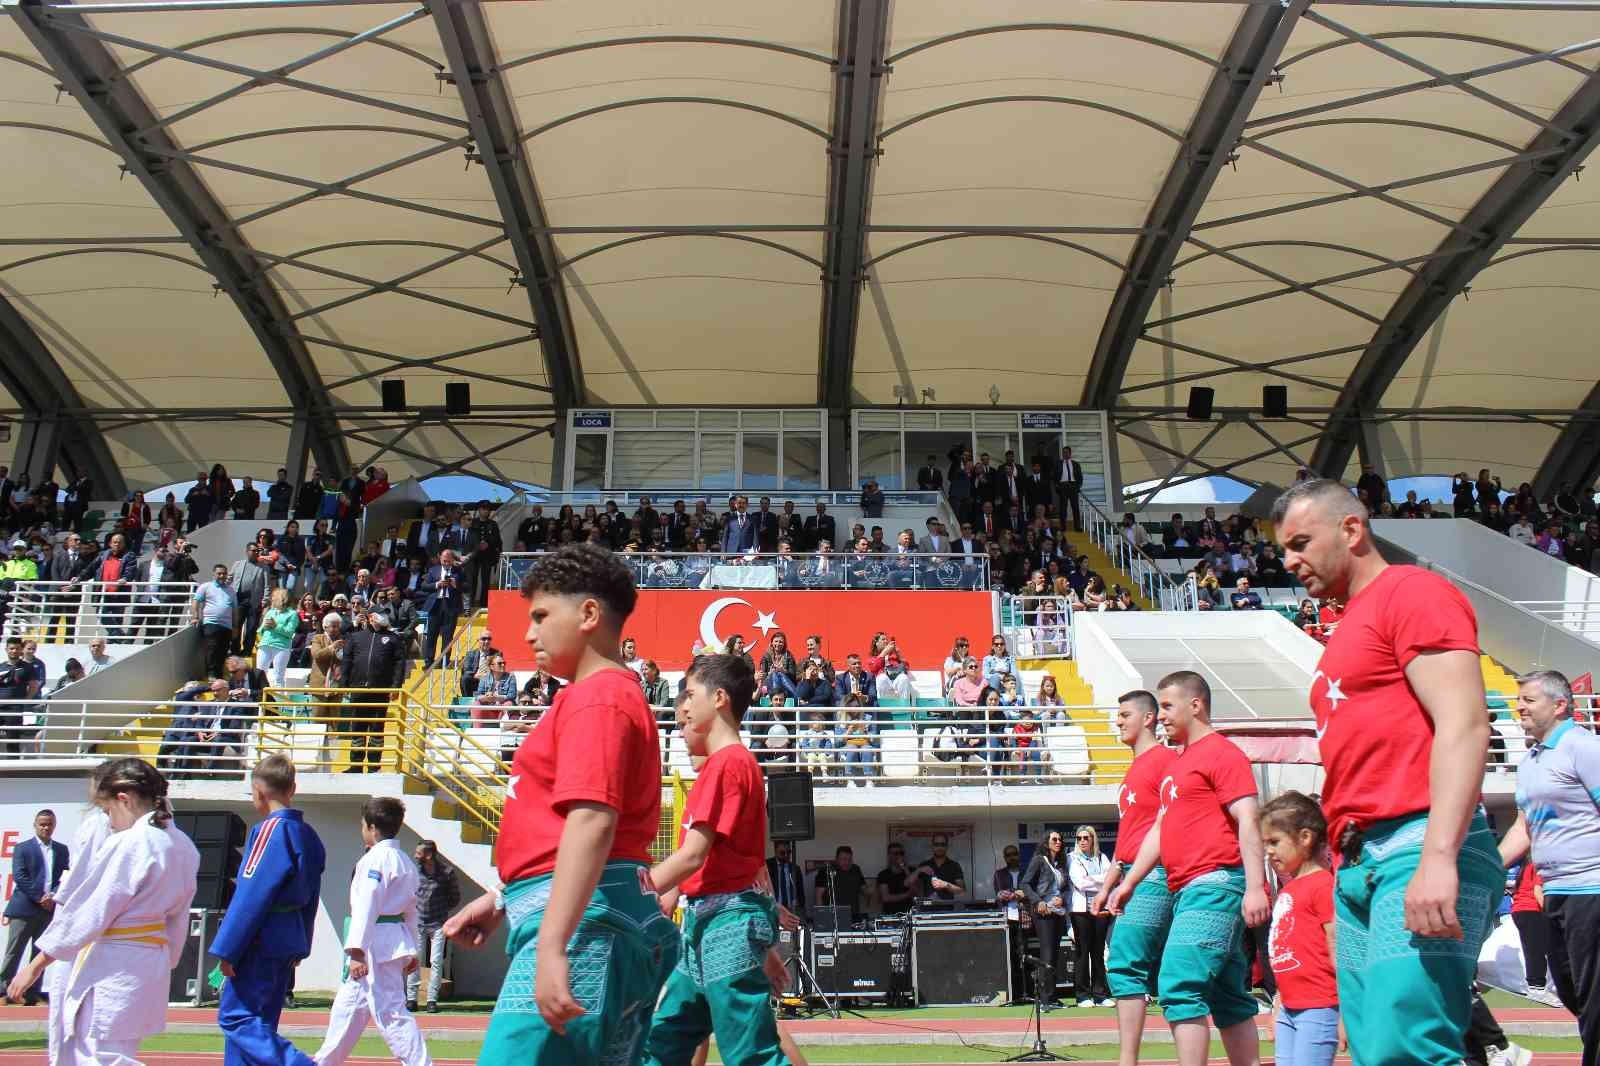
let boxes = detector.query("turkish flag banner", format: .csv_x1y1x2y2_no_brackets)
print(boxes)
488,589,996,672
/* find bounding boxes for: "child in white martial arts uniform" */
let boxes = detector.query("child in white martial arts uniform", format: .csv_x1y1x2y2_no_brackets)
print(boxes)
5,758,199,1066
44,763,116,1066
313,797,432,1066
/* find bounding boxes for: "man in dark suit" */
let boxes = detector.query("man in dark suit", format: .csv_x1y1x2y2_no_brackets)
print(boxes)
976,500,1004,541
993,845,1032,1004
915,455,944,492
721,496,758,555
45,532,97,642
515,505,548,552
1,809,68,1004
753,496,781,553
1055,446,1085,532
765,840,807,921
802,500,837,553
665,500,694,551
419,548,465,666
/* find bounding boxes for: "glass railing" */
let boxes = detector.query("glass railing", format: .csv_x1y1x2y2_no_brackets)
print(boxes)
498,551,990,591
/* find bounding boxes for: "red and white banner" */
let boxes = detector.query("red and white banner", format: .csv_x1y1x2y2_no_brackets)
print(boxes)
489,590,996,672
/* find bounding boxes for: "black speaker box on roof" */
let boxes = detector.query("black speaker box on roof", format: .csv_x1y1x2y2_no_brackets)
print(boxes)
445,381,471,416
1263,385,1288,418
1186,386,1215,421
381,380,407,412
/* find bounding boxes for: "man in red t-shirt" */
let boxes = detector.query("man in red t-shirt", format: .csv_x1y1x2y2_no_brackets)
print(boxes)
643,654,786,1066
1092,689,1179,1066
1275,478,1502,1066
443,544,678,1066
1107,672,1267,1066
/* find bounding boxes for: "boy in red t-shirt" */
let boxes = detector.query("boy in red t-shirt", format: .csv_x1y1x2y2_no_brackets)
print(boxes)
1260,791,1341,1066
443,544,678,1066
1107,671,1268,1066
643,654,787,1066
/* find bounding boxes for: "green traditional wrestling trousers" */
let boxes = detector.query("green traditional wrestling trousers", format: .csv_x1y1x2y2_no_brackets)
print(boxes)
1335,808,1503,1066
1157,865,1258,1029
642,890,787,1066
479,862,679,1066
1106,863,1173,1000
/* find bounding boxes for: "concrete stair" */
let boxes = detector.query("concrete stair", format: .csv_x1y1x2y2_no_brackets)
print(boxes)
1063,532,1155,610
1017,658,1129,785
1482,655,1520,705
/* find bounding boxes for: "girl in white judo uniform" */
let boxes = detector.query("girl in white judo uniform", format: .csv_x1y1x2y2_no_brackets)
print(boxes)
44,763,116,1066
6,758,199,1066
313,797,432,1066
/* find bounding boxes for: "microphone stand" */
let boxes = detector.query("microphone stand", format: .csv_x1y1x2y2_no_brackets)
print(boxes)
1006,955,1074,1062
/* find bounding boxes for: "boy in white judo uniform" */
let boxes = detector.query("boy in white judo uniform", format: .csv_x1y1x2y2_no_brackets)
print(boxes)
313,797,433,1066
5,758,199,1066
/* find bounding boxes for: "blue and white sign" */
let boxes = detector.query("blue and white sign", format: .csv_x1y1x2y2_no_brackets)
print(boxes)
574,411,612,429
1020,412,1063,430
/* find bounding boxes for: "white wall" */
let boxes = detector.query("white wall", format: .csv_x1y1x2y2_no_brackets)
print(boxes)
1375,518,1600,619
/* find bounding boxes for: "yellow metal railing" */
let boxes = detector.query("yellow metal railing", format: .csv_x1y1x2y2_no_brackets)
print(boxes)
395,694,510,840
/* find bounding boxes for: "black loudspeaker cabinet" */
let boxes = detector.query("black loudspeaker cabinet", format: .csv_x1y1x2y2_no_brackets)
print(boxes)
381,379,407,412
169,909,226,1005
445,381,472,416
811,930,897,1000
913,920,1011,1005
766,771,815,843
1263,384,1288,418
174,811,246,910
1186,385,1215,421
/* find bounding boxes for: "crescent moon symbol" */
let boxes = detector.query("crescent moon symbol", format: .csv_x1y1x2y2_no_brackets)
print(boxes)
700,596,751,651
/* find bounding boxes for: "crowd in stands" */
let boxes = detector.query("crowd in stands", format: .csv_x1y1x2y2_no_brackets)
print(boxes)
1435,469,1600,573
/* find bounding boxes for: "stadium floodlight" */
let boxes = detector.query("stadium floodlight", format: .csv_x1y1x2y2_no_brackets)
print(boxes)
921,387,936,405
892,384,910,407
989,385,1001,406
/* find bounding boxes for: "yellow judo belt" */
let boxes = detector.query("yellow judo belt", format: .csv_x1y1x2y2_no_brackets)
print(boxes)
103,922,169,947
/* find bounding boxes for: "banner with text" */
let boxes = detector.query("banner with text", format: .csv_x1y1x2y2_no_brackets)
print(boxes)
488,590,996,671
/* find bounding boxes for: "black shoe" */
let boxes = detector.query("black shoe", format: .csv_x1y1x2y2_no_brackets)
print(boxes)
284,994,297,1009
427,1003,440,1014
407,1000,418,1012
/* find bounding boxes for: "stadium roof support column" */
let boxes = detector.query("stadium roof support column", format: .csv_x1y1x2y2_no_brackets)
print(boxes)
428,0,583,409
1534,386,1600,495
1081,0,1309,409
9,0,351,480
818,0,890,411
0,294,125,495
1311,67,1600,480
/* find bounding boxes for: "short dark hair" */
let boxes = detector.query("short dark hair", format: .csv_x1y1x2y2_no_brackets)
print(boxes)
362,796,405,839
519,543,637,622
836,846,853,857
1259,790,1328,851
34,809,55,821
1118,689,1159,723
686,653,756,721
251,754,297,796
1157,670,1211,708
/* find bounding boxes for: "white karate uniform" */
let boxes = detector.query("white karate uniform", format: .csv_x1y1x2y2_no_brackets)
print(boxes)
46,809,113,1066
35,811,199,1066
314,838,432,1066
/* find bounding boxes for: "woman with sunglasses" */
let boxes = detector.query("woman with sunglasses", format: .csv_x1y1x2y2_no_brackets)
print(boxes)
942,637,971,697
1021,830,1071,1009
982,635,1016,692
1069,826,1115,1007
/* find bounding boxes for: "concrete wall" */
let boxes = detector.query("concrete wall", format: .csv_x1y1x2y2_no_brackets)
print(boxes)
40,627,203,754
1374,518,1600,619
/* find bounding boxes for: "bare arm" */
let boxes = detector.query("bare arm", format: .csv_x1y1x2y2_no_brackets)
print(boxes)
536,803,617,1035
1406,649,1490,939
1230,795,1270,927
649,823,714,895
1498,812,1531,868
1108,815,1163,913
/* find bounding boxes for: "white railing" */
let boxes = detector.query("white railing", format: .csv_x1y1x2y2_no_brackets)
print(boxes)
1081,499,1198,611
1,580,198,645
1512,600,1600,642
521,490,944,510
999,594,1075,659
499,551,991,591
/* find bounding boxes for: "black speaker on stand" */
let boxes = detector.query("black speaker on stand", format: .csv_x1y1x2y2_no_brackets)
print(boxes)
1186,386,1214,421
766,771,815,843
173,810,247,910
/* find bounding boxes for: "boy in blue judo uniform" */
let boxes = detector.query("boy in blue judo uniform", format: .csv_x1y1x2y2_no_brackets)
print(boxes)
211,755,328,1066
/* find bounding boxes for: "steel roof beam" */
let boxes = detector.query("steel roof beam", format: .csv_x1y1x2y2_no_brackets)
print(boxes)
0,293,125,495
819,0,891,410
9,0,351,477
427,0,584,408
1534,384,1600,494
1311,67,1600,478
1082,0,1308,409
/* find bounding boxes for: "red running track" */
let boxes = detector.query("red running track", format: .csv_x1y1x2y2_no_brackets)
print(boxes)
0,1056,1586,1066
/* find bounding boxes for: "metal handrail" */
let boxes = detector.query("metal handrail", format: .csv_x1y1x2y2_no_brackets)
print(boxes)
1080,496,1196,610
498,551,991,591
1,579,199,643
520,490,945,509
998,594,1075,659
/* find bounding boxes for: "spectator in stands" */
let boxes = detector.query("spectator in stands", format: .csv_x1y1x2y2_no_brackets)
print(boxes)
798,709,834,778
1229,576,1263,610
795,661,836,709
262,468,292,520
942,638,970,696
803,499,837,553
950,657,986,708
1114,589,1140,612
760,632,800,699
1477,468,1503,509
61,475,90,532
1255,544,1288,586
877,659,914,704
859,479,885,519
916,455,944,492
836,697,879,785
722,634,755,676
229,544,272,656
181,473,211,532
255,587,299,688
86,533,132,640
85,637,114,676
639,659,670,707
362,467,390,505
1356,463,1388,508
419,548,465,667
1536,523,1567,559
458,632,496,697
192,564,236,679
1509,512,1536,546
119,491,150,556
308,614,343,690
1567,520,1600,573
49,658,85,697
1036,675,1066,714
230,476,260,521
1121,513,1150,552
981,636,1015,692
1081,574,1108,610
156,678,231,777
471,654,517,723
304,519,335,593
376,586,419,658
465,500,502,610
836,653,878,706
801,634,836,686
1055,446,1085,532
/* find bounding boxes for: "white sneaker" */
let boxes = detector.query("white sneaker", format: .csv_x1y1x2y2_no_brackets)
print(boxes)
1076,998,1094,1009
1095,997,1115,1007
1528,986,1564,1008
863,780,875,788
1489,1043,1533,1066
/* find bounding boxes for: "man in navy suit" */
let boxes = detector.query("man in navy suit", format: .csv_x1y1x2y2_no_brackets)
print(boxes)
420,547,465,666
1,809,68,1004
720,495,758,555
